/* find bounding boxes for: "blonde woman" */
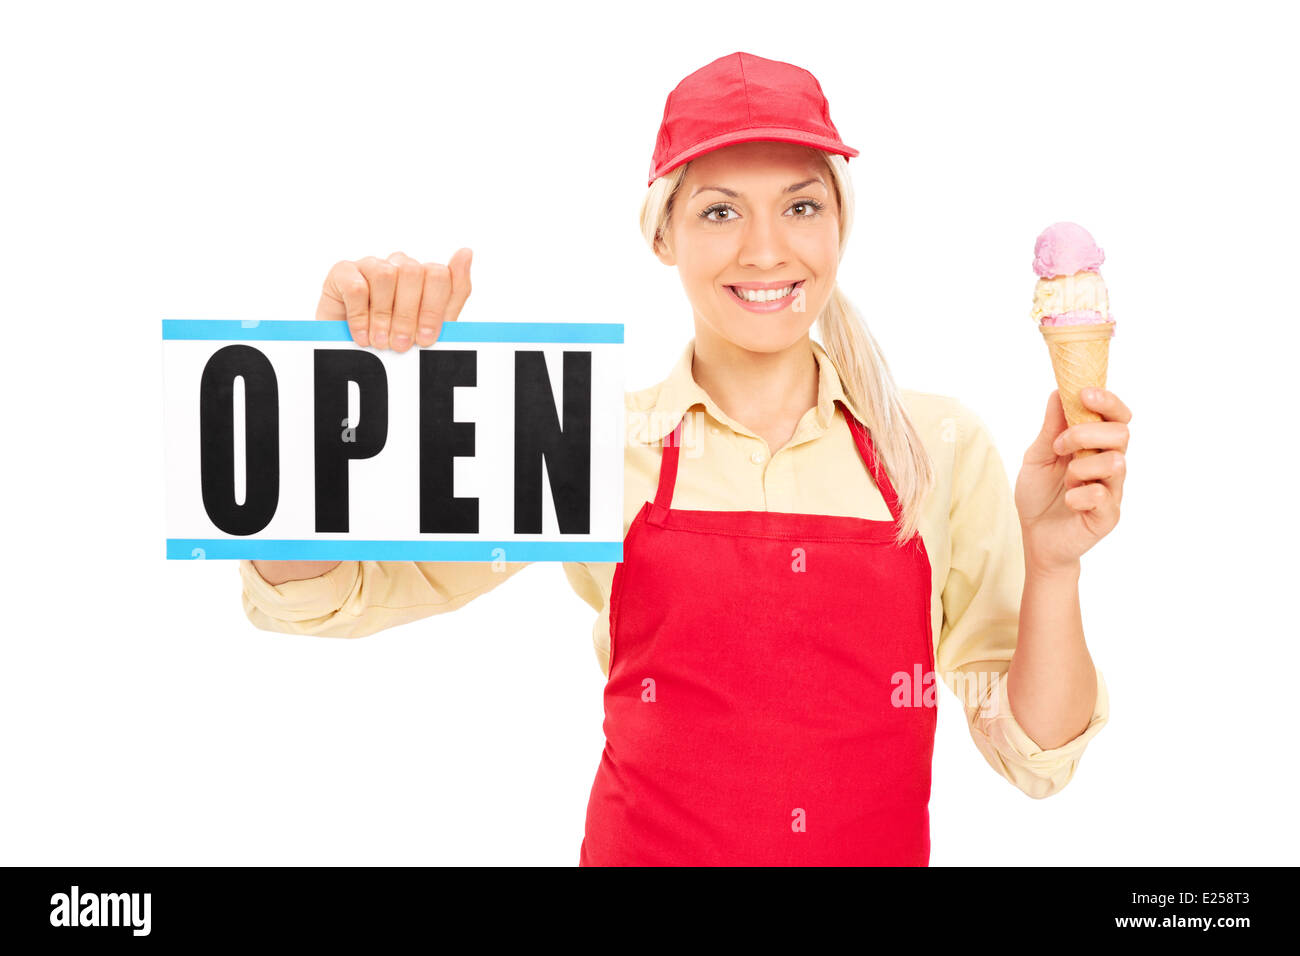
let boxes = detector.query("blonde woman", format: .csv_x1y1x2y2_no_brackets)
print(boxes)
242,52,1131,866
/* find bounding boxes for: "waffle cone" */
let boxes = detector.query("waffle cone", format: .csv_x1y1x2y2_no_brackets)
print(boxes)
1039,321,1114,459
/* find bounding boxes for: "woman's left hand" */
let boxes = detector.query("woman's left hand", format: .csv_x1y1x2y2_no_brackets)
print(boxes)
1015,388,1132,575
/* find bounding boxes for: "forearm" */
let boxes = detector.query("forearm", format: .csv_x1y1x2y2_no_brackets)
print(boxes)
251,560,341,586
1005,554,1097,750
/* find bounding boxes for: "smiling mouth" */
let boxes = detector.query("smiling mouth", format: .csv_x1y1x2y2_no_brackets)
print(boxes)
726,280,805,303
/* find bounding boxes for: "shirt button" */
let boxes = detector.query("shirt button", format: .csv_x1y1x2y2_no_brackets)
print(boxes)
750,451,765,464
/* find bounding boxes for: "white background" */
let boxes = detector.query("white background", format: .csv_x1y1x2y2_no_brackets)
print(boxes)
3,0,1296,866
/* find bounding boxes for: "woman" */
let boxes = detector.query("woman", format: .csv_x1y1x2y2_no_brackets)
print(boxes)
242,52,1131,866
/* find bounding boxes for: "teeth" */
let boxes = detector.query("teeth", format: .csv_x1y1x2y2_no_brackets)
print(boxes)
733,284,795,302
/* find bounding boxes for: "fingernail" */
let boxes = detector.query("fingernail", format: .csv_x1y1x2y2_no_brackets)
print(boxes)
1053,437,1065,454
1085,388,1100,401
355,330,369,347
394,333,411,348
373,330,388,347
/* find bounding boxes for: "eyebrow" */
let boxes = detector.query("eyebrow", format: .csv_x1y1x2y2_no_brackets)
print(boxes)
689,177,827,199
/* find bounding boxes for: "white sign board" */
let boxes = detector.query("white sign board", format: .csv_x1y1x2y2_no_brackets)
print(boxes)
163,320,624,562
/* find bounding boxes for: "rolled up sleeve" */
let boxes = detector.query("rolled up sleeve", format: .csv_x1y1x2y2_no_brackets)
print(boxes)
935,402,1109,798
239,558,531,639
970,665,1109,799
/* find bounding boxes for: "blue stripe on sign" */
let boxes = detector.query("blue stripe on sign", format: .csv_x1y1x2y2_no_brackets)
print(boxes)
168,539,624,562
161,319,624,343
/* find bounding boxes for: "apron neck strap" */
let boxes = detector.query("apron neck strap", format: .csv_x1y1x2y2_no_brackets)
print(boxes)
839,400,905,525
653,416,686,509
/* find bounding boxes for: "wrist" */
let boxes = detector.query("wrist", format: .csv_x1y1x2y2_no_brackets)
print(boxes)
1021,520,1082,583
1024,553,1081,585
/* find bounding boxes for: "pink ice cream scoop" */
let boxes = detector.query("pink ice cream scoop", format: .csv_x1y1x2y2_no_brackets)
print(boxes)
1041,309,1109,327
1033,221,1106,278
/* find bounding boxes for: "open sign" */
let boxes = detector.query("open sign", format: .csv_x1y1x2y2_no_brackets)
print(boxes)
163,320,624,561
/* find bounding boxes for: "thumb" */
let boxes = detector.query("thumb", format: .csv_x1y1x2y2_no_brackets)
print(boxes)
449,247,472,285
444,247,473,322
1029,389,1068,460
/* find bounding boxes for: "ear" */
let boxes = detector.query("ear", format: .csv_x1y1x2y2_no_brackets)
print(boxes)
653,232,676,267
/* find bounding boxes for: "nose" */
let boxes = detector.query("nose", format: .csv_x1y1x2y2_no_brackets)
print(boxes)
737,210,788,272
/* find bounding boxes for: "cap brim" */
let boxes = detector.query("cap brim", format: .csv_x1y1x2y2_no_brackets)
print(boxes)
649,126,860,186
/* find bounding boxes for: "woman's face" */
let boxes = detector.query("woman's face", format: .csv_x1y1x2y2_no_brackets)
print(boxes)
657,141,840,353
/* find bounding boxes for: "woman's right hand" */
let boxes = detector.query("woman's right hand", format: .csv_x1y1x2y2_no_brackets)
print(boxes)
251,248,473,587
317,248,473,350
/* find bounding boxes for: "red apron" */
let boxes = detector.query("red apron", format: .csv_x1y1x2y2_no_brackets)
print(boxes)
580,400,937,866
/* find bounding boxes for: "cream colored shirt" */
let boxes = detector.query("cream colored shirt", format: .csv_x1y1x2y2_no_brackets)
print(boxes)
240,338,1108,799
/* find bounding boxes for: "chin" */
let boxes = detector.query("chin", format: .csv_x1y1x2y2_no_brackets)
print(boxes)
705,314,818,354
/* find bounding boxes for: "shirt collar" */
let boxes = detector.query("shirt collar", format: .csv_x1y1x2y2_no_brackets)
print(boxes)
627,338,871,445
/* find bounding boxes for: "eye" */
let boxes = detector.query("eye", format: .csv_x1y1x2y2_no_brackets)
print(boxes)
788,199,825,217
699,202,738,223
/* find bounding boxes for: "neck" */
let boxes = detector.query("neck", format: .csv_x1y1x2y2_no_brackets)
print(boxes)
690,324,819,453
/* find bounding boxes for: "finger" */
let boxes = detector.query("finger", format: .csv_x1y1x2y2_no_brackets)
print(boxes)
416,262,452,347
386,251,424,352
1065,480,1120,533
1080,387,1133,425
321,261,371,347
1053,420,1130,457
356,256,398,349
1067,449,1126,508
443,247,473,323
1064,481,1110,514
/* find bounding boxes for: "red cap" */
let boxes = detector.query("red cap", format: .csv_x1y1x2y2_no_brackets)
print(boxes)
648,52,859,187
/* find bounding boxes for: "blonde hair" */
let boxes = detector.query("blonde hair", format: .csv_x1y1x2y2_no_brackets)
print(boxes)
639,151,936,547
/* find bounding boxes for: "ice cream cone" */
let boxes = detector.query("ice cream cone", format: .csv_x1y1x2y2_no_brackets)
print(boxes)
1039,321,1114,459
